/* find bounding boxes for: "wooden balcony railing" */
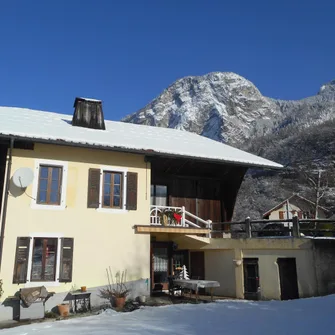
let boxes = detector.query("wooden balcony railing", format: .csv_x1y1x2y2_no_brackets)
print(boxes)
210,216,335,238
150,205,212,236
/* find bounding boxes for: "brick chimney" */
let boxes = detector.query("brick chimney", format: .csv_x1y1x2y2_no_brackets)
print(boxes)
72,97,106,130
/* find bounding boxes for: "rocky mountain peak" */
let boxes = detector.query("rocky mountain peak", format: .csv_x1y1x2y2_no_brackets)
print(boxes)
123,72,280,144
318,80,335,100
123,72,335,146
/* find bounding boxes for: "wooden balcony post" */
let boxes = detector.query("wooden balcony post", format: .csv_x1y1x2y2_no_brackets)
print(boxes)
292,215,300,237
182,206,186,227
245,217,252,238
207,220,212,238
155,206,159,225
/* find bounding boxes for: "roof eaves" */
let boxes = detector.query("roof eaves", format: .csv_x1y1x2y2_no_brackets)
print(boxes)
0,133,283,170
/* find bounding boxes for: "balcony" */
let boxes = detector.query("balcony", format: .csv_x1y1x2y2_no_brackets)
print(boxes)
134,206,212,235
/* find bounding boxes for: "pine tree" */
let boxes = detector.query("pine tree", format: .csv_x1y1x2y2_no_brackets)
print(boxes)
179,265,189,280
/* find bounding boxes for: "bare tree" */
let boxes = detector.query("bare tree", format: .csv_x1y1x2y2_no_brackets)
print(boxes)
303,169,329,219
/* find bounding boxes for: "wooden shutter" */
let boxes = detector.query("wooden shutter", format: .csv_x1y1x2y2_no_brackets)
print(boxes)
13,237,31,284
126,172,138,210
279,211,284,220
59,238,74,283
87,168,100,208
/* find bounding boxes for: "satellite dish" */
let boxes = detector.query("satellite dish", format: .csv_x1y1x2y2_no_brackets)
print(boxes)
12,168,34,188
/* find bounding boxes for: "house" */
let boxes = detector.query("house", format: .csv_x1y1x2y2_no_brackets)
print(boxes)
263,194,329,220
0,98,334,321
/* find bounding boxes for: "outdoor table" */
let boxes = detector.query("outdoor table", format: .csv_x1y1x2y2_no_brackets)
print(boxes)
173,279,220,301
69,291,91,313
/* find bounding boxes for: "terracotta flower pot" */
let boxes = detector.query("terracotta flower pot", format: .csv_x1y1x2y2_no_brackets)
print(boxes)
58,303,70,317
114,297,126,309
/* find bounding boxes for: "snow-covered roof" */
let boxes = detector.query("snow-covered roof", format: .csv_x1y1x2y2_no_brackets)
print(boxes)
0,106,282,169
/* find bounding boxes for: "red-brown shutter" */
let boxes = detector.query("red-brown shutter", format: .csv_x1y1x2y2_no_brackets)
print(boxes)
279,211,284,220
126,172,138,210
13,237,31,284
87,168,100,208
59,238,74,283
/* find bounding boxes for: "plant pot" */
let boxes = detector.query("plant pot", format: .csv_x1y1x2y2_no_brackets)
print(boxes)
81,286,87,292
114,297,126,309
138,295,146,303
57,303,70,317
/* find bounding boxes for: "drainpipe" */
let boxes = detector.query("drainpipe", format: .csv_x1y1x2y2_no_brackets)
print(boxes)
0,137,14,273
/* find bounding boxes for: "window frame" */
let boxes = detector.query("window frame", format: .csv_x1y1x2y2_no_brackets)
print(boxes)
30,237,58,282
98,166,128,213
25,233,63,287
36,165,63,205
31,159,68,210
102,171,124,209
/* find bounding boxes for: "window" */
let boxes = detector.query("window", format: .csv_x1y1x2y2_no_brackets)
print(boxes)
32,159,68,210
13,236,74,285
37,166,62,205
102,171,123,209
151,185,168,206
87,167,138,212
31,238,58,281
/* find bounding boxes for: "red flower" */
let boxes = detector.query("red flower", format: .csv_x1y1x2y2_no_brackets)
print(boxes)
173,213,182,223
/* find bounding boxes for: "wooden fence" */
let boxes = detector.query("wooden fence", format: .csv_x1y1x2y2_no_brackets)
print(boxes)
211,217,335,238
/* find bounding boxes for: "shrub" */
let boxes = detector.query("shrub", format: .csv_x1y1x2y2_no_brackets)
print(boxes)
99,268,131,302
0,279,3,299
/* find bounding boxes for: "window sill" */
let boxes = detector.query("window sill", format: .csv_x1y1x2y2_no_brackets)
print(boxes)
24,281,60,288
31,203,66,211
97,208,128,214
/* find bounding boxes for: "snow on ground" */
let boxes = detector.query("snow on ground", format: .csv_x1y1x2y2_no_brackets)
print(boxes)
2,295,335,335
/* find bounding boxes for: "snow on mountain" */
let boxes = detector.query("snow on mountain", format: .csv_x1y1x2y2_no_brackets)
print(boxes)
123,72,335,219
123,72,335,146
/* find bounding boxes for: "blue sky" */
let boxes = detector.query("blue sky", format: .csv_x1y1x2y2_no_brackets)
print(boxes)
0,0,334,120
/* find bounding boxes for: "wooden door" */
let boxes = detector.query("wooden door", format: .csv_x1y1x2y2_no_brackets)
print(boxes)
277,258,299,300
190,251,205,294
243,258,260,300
190,251,205,279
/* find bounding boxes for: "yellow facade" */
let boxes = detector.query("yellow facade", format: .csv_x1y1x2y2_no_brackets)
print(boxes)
0,142,325,312
0,143,151,297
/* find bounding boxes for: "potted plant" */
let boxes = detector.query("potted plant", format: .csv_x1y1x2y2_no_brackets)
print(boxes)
57,303,70,317
100,268,131,309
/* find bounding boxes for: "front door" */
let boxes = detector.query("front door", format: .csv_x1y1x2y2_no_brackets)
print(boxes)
277,258,299,300
190,251,205,294
151,242,171,291
243,258,260,300
190,251,205,280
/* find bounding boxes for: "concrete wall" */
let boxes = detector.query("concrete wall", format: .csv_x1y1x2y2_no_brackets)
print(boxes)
202,238,318,300
204,250,235,297
242,249,317,300
153,236,320,301
0,143,151,320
